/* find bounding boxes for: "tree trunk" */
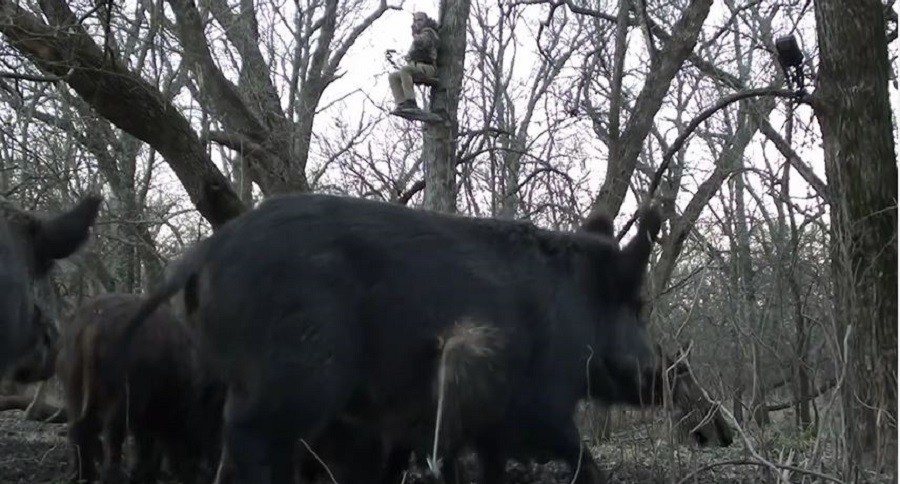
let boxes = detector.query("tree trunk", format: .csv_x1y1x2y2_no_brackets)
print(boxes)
732,384,744,426
813,0,898,475
421,0,472,213
497,145,521,219
750,344,770,426
781,113,814,432
732,168,769,427
794,309,813,429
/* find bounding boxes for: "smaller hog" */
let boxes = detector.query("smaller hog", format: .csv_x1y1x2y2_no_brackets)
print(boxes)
58,293,224,484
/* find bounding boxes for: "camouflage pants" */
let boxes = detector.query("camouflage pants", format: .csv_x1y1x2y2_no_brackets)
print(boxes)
388,61,436,104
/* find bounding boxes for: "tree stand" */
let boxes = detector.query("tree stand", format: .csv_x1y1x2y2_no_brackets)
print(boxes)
394,74,445,123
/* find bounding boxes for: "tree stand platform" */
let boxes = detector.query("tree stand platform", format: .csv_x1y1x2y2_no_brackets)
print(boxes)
392,108,444,123
391,75,446,123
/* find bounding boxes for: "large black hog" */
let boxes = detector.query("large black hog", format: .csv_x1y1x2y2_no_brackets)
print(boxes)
0,196,101,376
299,229,734,484
5,304,60,384
338,324,734,484
118,193,664,484
58,293,224,484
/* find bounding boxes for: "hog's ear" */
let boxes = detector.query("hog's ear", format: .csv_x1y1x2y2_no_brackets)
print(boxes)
580,210,615,238
33,196,102,274
618,204,663,296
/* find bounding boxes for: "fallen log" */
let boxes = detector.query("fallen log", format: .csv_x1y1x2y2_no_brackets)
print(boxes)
0,379,66,423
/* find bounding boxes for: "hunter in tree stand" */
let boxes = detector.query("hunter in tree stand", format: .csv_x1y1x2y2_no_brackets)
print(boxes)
388,12,441,121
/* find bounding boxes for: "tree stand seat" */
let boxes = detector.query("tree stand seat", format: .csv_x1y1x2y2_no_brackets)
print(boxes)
412,75,441,88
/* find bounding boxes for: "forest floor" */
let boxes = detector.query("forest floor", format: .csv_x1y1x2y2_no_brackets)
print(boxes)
0,410,893,483
1,411,68,483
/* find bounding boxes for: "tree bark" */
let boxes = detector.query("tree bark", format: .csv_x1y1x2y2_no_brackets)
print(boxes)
421,0,472,213
166,0,301,194
732,384,744,425
813,0,898,475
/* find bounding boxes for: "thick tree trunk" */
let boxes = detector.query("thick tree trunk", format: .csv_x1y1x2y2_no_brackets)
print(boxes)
421,0,471,213
813,0,898,475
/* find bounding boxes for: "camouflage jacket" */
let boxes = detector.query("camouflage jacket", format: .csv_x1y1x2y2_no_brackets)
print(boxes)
406,27,439,64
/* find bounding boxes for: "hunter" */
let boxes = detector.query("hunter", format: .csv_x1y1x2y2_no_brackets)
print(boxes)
388,12,440,118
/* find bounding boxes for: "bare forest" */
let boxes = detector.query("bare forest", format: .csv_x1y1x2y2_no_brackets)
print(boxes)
0,0,896,483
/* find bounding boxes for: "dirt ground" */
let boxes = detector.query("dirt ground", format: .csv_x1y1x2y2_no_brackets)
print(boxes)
0,409,587,483
0,411,674,484
0,411,68,483
0,409,725,484
0,409,868,484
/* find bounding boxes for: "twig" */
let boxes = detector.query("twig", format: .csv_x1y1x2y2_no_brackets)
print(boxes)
675,459,846,484
298,439,338,484
571,345,595,484
0,68,74,83
615,87,813,240
707,399,786,483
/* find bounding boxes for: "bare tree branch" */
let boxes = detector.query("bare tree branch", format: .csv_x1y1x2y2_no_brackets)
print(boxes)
618,87,804,240
0,0,245,227
591,0,714,219
757,117,829,201
0,67,72,82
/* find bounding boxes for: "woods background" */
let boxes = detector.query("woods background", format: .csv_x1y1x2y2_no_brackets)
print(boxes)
0,0,895,482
